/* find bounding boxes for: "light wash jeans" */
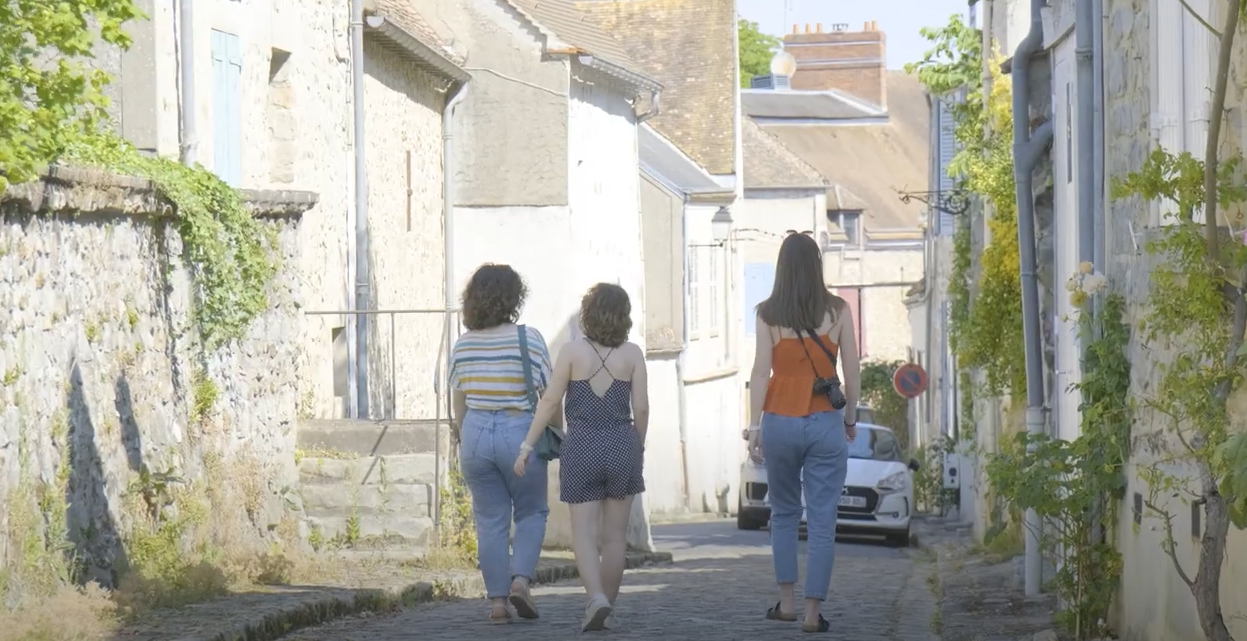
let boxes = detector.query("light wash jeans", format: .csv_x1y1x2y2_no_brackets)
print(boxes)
461,408,549,598
762,409,849,601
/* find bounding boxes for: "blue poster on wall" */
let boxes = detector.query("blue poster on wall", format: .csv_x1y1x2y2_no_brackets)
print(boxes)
744,263,776,335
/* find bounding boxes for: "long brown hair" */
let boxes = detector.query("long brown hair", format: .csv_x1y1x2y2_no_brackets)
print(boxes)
756,232,834,329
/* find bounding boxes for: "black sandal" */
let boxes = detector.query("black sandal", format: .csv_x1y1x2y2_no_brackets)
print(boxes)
801,613,830,633
765,602,797,621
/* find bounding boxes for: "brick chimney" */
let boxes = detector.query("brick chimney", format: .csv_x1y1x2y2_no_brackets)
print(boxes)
782,21,887,108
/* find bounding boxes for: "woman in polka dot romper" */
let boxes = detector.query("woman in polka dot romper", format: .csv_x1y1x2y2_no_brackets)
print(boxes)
515,283,649,632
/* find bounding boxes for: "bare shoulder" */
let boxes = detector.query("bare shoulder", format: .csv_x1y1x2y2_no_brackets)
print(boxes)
623,341,646,362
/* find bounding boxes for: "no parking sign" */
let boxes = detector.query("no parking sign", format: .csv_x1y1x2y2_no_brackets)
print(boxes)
892,363,929,399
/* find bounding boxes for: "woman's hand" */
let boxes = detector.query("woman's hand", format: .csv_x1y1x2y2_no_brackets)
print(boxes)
513,442,533,477
845,421,857,443
747,427,764,463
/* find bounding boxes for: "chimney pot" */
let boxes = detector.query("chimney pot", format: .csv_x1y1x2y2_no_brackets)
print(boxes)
804,23,810,33
873,21,879,31
816,23,822,32
792,23,797,34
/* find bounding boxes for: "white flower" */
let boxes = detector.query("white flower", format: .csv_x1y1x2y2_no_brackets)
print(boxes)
1065,278,1079,292
1083,273,1108,294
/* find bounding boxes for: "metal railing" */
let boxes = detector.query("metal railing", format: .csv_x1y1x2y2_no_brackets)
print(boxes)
303,307,461,538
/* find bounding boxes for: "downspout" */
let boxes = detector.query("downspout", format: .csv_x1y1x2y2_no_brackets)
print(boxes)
178,0,196,165
351,0,371,418
437,80,469,546
1011,0,1054,599
1090,0,1105,276
676,191,692,509
1076,0,1095,272
637,90,661,123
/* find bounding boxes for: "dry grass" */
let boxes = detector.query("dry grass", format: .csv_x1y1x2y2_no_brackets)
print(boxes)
0,584,119,641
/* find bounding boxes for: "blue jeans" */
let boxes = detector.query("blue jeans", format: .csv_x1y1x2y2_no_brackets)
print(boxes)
762,410,849,601
461,409,550,598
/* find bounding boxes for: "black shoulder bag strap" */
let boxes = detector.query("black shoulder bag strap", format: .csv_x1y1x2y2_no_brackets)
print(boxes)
796,328,840,381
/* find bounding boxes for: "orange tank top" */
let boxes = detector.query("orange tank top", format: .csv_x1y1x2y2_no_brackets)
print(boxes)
762,332,840,417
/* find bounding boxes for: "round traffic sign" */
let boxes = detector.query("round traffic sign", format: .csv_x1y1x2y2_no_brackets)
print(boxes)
893,363,929,399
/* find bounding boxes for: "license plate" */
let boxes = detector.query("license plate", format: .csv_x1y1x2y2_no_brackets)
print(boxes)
838,495,867,508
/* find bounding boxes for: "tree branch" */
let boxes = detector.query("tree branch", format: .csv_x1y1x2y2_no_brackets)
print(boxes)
1144,499,1196,588
1203,0,1240,255
1179,0,1222,39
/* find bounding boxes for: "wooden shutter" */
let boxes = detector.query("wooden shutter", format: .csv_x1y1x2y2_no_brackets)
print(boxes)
211,30,242,186
936,98,958,235
1151,0,1213,224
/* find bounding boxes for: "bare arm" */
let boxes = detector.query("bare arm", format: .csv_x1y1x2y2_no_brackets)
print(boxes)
629,343,649,444
522,346,572,447
836,304,861,414
748,314,773,428
453,390,468,432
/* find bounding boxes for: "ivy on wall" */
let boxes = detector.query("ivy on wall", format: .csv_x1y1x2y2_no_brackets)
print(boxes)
908,16,1024,397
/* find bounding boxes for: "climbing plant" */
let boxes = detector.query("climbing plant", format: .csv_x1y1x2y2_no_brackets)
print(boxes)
860,360,909,447
986,277,1131,639
1109,2,1247,639
908,17,1024,396
63,134,279,349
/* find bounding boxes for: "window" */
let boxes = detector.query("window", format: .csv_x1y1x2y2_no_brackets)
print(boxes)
828,210,862,245
211,30,242,186
688,247,701,335
707,248,720,333
1151,0,1214,224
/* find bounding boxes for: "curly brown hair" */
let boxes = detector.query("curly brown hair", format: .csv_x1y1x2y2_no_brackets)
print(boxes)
579,283,632,348
461,264,526,330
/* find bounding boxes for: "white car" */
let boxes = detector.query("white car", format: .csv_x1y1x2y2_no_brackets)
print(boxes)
737,417,920,547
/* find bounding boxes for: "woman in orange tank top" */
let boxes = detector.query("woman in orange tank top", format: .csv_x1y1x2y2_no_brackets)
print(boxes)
746,232,861,633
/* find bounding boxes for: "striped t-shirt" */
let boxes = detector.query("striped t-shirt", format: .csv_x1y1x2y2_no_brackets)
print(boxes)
449,325,553,410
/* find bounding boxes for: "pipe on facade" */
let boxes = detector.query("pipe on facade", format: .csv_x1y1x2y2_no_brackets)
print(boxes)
1076,0,1095,269
351,0,371,418
178,0,196,165
638,90,661,122
676,193,693,508
1010,0,1054,599
1091,0,1105,276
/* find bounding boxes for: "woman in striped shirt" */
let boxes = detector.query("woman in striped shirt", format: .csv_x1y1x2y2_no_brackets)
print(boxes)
449,264,554,624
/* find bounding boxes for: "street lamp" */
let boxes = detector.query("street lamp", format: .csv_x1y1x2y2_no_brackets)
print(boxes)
710,206,732,243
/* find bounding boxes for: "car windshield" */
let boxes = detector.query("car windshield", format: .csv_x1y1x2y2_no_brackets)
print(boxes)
847,427,903,462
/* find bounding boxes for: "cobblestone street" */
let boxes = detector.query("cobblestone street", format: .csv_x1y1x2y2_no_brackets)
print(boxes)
280,520,938,640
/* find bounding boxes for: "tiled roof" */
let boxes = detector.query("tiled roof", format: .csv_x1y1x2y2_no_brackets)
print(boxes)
574,0,737,176
757,71,929,230
370,0,466,65
742,119,827,190
506,0,655,83
742,89,884,121
640,125,727,194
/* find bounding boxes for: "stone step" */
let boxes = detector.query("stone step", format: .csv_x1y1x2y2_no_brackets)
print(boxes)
299,453,437,486
300,482,432,518
298,419,450,457
305,513,434,547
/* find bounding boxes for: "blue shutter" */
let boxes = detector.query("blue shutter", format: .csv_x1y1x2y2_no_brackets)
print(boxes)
936,98,958,235
211,30,242,186
744,263,775,335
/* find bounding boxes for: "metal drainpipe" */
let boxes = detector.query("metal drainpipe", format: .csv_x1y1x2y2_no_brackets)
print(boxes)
1091,0,1106,277
350,0,371,418
1076,0,1095,270
676,192,692,508
1011,0,1055,598
178,0,196,165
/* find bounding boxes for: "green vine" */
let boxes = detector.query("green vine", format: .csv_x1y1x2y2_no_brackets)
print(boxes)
909,18,1024,396
62,134,278,349
985,284,1131,639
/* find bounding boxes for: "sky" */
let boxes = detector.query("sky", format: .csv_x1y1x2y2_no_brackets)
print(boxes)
737,0,976,70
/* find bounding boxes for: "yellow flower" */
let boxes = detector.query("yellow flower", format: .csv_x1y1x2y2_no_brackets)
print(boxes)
1079,261,1094,275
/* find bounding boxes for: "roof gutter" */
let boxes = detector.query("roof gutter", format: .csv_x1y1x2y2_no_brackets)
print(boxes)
362,9,470,85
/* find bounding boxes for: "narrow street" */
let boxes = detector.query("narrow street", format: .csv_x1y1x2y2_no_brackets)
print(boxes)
279,520,938,640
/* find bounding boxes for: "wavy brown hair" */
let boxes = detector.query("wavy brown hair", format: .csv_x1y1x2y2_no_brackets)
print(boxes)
461,264,526,330
580,283,632,348
756,232,836,329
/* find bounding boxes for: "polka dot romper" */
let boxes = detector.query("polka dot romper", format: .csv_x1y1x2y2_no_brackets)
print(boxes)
559,340,645,504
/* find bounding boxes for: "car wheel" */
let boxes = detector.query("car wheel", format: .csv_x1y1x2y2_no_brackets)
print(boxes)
887,529,911,548
737,501,763,530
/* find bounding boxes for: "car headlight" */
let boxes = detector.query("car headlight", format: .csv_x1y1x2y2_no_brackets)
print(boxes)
877,470,909,492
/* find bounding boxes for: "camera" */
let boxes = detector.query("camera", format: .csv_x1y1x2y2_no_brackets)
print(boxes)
813,377,848,410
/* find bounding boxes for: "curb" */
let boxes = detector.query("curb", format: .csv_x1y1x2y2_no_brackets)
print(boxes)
195,551,673,641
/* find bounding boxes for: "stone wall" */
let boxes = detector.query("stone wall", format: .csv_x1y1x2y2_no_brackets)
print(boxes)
0,167,313,586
